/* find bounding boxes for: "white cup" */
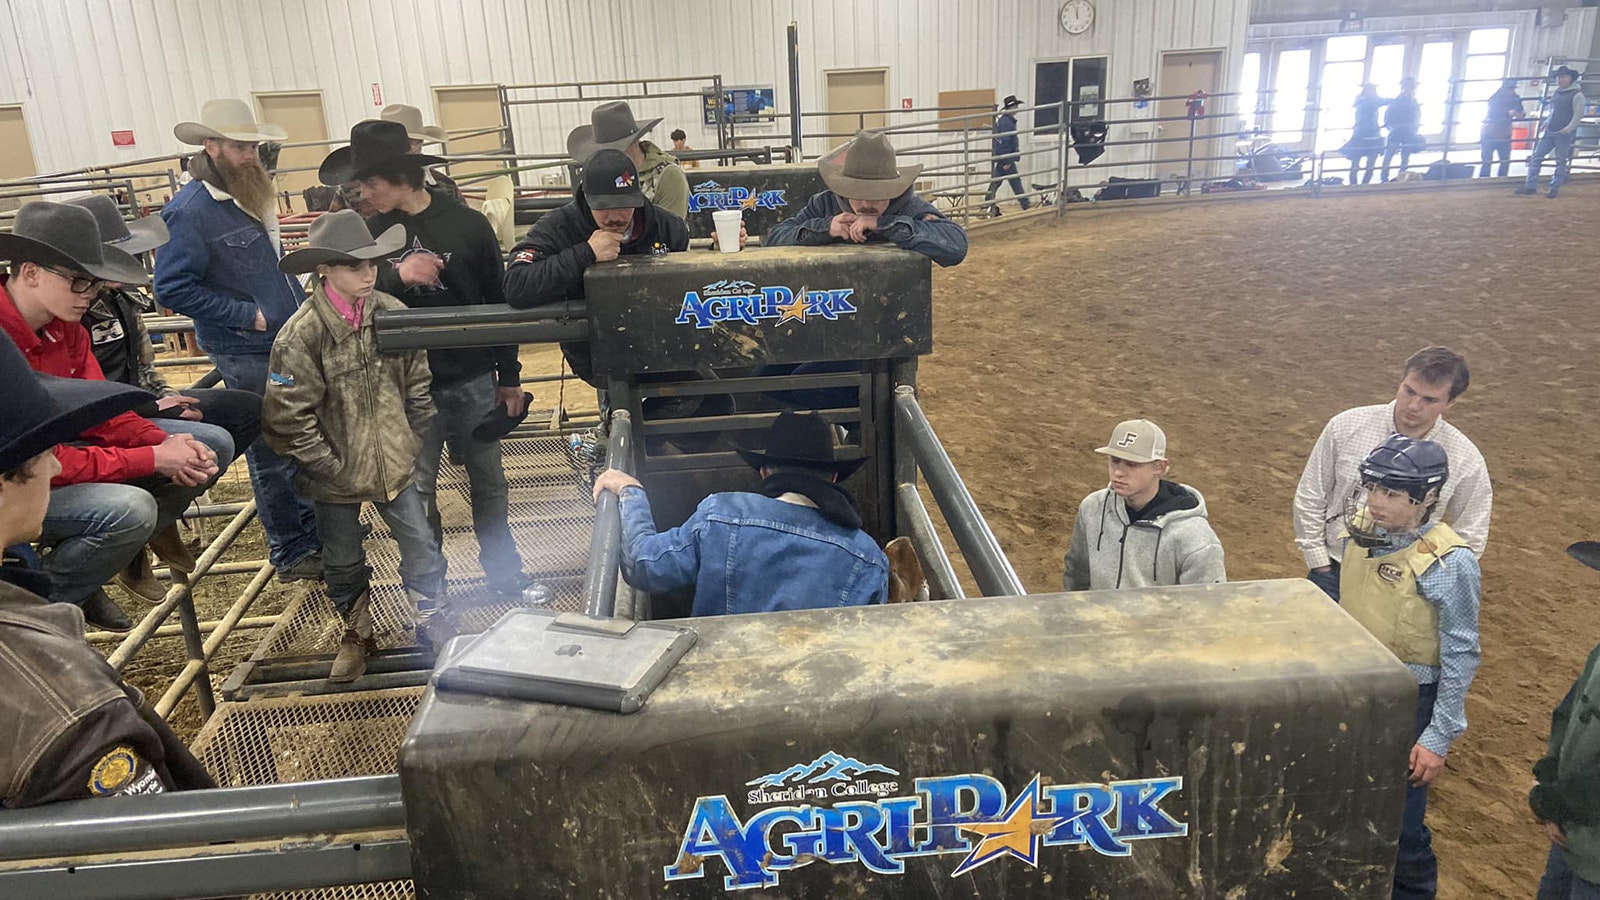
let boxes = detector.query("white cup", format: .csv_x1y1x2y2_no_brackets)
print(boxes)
712,209,742,253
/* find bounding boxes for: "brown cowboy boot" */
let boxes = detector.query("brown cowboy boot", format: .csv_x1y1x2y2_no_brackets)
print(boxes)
147,524,196,575
113,550,166,603
328,590,376,683
409,588,458,653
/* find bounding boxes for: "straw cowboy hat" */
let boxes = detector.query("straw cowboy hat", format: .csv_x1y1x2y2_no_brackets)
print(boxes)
735,411,867,479
380,104,449,145
67,195,169,256
174,98,289,145
819,130,923,201
278,210,407,275
318,120,446,187
0,201,150,285
566,101,663,161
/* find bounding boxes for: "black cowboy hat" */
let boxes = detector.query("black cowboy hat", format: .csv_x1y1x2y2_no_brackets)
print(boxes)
735,410,866,478
318,119,446,186
68,194,169,256
278,210,407,275
1002,95,1024,109
0,332,152,473
471,393,535,442
1569,541,1600,573
0,201,150,286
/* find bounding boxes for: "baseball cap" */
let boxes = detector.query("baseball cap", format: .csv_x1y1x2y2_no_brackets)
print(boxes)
581,148,646,210
1094,419,1167,463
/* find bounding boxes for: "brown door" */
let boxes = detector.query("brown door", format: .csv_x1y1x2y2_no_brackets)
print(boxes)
433,85,506,188
255,92,331,206
1155,51,1223,180
0,105,39,213
825,69,890,151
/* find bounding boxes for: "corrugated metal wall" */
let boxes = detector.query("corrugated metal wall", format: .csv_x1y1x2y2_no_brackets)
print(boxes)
0,0,1256,182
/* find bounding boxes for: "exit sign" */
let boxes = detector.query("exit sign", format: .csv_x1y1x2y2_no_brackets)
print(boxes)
371,83,383,106
901,97,914,110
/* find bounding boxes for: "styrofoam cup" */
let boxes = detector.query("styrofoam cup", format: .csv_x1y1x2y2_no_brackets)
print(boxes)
712,209,742,253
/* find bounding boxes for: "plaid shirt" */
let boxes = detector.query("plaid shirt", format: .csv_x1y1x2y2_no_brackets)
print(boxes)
1293,402,1492,569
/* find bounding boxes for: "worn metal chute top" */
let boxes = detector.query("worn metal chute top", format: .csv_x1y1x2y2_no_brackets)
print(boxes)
677,163,826,240
400,579,1418,899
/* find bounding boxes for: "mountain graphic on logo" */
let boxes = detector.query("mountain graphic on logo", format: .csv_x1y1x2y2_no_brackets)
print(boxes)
700,279,758,294
693,180,723,191
746,752,900,789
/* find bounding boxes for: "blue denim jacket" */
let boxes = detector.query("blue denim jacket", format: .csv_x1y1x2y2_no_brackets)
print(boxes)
764,189,968,268
154,180,304,356
618,487,889,617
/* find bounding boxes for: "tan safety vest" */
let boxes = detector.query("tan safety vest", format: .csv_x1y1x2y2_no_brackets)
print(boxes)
1339,523,1469,667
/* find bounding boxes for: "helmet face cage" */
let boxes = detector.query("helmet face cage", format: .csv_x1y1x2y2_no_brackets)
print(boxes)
1342,478,1439,549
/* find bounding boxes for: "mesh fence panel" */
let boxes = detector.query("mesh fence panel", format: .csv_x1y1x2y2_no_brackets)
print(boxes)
258,435,596,658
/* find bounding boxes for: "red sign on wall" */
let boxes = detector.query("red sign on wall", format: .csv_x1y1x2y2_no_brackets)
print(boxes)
371,83,384,106
901,97,914,110
111,130,135,147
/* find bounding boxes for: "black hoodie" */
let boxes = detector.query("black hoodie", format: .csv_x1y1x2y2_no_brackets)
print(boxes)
503,190,689,383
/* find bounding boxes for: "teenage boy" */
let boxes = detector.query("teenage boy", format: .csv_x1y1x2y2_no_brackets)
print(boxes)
1518,66,1587,199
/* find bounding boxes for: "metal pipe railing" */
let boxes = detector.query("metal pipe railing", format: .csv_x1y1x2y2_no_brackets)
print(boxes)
895,483,965,602
156,561,276,718
892,386,1023,598
373,302,591,352
0,775,404,862
584,408,633,618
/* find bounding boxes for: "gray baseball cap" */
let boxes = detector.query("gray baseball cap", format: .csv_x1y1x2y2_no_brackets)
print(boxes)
1095,419,1167,463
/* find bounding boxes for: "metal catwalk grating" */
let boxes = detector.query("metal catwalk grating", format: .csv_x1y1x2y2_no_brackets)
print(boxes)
258,436,596,658
250,884,413,900
190,688,423,787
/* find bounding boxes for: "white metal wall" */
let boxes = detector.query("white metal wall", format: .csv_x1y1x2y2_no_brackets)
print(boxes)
0,0,1256,183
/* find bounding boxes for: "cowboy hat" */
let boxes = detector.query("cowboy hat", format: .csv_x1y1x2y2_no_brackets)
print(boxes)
819,131,923,201
566,101,663,161
471,392,535,442
380,103,450,145
0,202,150,286
1002,95,1024,109
1569,541,1600,573
1553,65,1584,82
278,210,407,275
735,411,866,479
67,195,169,256
318,120,446,187
174,98,289,145
0,333,152,473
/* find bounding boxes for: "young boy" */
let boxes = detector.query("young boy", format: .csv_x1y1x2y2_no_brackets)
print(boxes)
1340,434,1481,900
262,210,448,683
1530,541,1600,899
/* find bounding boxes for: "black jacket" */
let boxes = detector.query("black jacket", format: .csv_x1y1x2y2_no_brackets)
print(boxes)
503,190,689,384
368,193,519,388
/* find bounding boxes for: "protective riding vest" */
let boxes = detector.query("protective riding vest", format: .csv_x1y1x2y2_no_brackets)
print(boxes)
1339,523,1469,667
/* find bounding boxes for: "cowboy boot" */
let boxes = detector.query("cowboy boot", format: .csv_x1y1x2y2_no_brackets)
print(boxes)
409,589,458,653
329,589,376,683
147,524,196,575
113,550,166,603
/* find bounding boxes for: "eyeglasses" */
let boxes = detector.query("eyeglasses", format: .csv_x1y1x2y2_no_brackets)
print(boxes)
37,264,106,295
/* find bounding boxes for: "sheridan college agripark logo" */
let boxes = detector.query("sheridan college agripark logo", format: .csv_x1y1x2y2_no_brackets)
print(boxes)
687,179,788,214
663,750,1187,891
675,280,857,330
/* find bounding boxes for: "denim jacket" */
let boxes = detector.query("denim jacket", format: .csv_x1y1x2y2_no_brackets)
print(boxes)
154,179,304,356
764,189,968,267
618,487,889,617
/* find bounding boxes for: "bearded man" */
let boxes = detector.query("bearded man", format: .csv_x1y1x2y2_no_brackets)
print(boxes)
154,99,323,582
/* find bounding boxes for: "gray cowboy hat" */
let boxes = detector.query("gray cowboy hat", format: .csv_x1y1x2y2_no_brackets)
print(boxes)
735,410,867,479
278,210,407,275
0,201,150,285
318,120,446,186
380,103,449,145
174,98,289,145
566,101,663,161
67,195,169,256
819,131,923,201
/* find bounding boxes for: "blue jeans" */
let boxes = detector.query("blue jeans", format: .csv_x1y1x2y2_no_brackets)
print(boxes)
38,482,158,606
1395,681,1440,900
1525,132,1576,190
983,161,1031,209
1540,844,1600,900
1307,562,1341,602
207,351,320,568
413,374,523,590
314,487,445,618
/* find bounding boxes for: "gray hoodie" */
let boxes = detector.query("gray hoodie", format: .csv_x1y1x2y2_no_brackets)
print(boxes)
1062,481,1227,592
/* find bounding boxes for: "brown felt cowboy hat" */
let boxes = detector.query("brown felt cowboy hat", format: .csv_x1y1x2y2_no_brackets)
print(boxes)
278,210,407,275
67,195,169,256
0,202,150,286
380,104,449,145
318,120,446,187
819,130,922,201
174,99,289,145
566,101,664,161
735,411,866,479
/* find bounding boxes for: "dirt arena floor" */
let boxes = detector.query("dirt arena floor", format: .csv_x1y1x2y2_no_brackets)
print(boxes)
919,183,1596,898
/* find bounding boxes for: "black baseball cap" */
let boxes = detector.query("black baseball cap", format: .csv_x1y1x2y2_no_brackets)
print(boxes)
582,149,646,210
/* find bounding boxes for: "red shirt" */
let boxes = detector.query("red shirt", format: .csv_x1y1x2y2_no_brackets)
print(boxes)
0,280,163,485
